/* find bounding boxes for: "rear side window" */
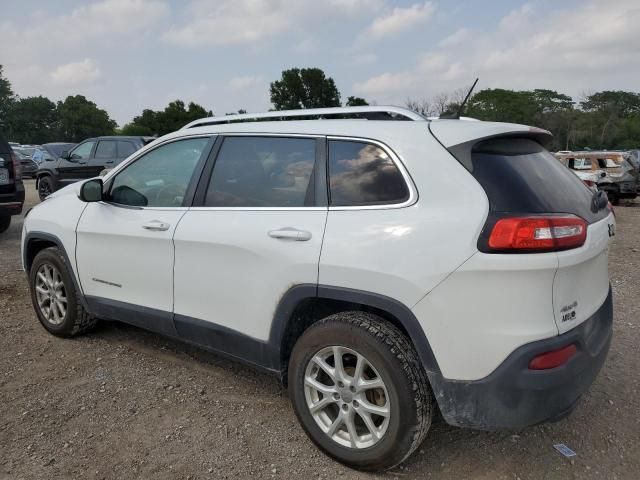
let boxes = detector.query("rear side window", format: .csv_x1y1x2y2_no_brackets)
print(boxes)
204,136,316,207
117,141,136,158
94,141,116,159
470,138,608,223
328,140,409,206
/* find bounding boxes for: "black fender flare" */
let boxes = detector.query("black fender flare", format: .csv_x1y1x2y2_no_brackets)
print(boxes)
269,284,442,377
23,231,88,309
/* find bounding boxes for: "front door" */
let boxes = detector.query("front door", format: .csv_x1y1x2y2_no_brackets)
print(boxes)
173,135,327,360
75,136,213,335
58,140,96,187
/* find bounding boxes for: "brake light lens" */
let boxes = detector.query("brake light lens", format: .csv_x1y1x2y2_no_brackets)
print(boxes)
583,179,595,187
529,344,577,370
10,152,22,179
488,215,587,252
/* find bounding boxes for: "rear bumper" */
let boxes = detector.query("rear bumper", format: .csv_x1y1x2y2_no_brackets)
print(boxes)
432,286,613,430
0,184,24,216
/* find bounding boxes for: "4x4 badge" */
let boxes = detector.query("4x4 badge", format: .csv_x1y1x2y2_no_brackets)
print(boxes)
608,224,616,237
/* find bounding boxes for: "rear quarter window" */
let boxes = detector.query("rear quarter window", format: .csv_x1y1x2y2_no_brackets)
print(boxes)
328,140,409,206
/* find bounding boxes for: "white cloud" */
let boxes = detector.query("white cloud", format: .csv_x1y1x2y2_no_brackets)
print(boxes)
354,72,419,97
229,75,264,91
365,1,435,39
355,0,640,102
352,53,378,65
164,0,383,47
50,59,102,86
439,28,470,47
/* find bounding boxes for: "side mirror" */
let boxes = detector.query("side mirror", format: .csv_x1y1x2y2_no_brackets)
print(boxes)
60,150,70,160
79,179,104,202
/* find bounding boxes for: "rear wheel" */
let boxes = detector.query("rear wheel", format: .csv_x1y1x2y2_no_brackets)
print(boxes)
288,312,433,471
0,216,10,233
29,247,98,337
38,176,54,201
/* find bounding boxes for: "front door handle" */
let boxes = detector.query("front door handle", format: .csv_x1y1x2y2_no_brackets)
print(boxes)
142,220,170,231
268,227,312,241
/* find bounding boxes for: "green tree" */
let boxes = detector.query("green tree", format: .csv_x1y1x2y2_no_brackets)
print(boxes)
128,100,213,136
5,96,59,144
56,95,117,142
119,123,154,136
345,96,368,106
0,65,16,133
270,68,341,110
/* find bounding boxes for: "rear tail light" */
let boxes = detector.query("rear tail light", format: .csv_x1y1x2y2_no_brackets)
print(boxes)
529,344,577,370
583,179,595,187
488,215,587,252
10,152,22,179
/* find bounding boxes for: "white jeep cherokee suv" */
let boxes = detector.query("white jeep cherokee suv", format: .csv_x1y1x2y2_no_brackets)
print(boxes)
22,107,615,471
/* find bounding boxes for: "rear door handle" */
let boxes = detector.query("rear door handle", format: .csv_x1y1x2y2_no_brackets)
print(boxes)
268,228,312,241
142,220,170,231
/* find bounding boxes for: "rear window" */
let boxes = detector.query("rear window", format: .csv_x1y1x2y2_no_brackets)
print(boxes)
470,138,608,224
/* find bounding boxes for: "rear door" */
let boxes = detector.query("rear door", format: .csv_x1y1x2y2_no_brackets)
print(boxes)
172,135,327,349
89,140,118,176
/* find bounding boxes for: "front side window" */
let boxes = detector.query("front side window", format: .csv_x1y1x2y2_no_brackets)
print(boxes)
95,141,117,159
108,137,209,207
328,140,409,206
204,136,316,207
70,141,95,160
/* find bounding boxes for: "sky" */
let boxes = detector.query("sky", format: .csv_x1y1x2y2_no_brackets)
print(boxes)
1,0,639,126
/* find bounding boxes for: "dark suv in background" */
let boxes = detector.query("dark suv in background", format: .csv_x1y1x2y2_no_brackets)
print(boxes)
0,133,25,233
36,136,152,200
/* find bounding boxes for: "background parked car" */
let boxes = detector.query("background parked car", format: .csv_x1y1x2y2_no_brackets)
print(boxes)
0,133,24,233
13,151,38,178
32,143,76,164
555,151,639,204
36,136,152,200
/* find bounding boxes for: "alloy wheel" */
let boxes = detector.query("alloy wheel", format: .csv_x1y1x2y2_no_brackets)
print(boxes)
304,346,390,449
34,263,67,325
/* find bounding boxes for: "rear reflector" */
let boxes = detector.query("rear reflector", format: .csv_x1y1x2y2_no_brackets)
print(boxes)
529,344,577,370
488,215,587,252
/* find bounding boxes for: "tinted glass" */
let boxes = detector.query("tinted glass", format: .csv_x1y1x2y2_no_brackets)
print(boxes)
70,141,95,159
205,136,315,207
109,138,208,207
470,138,608,223
117,141,136,158
94,141,117,159
328,140,409,206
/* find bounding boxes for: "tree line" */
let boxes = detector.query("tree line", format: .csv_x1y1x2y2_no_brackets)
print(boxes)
1,64,638,151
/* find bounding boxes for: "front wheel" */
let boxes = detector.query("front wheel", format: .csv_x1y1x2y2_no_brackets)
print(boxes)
288,312,433,471
29,247,98,337
38,176,54,201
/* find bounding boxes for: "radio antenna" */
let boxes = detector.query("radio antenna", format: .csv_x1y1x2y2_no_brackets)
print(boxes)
440,77,479,119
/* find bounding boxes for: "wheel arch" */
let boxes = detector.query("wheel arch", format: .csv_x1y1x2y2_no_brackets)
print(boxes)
271,284,442,384
23,232,88,309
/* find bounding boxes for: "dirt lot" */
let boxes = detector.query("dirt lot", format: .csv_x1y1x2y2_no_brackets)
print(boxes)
1,180,638,480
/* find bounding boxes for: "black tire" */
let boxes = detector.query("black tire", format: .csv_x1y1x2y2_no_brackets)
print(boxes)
0,216,10,233
38,176,54,201
288,312,433,471
29,247,98,337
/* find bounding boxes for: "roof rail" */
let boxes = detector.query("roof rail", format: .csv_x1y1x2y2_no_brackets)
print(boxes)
182,106,427,129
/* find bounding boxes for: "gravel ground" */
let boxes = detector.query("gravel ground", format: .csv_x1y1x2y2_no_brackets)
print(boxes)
1,180,638,479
